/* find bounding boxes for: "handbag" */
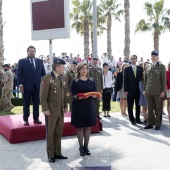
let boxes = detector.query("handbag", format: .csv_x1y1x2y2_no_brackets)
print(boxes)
105,87,113,93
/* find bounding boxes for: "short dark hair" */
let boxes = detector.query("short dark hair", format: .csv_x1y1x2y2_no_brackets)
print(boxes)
27,45,36,52
131,55,137,59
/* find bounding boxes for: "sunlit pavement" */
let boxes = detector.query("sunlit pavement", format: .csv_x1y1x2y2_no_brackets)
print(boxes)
0,112,170,170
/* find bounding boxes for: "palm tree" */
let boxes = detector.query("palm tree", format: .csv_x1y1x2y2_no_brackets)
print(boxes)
0,0,4,70
70,0,92,58
99,0,124,59
124,0,130,60
135,0,170,52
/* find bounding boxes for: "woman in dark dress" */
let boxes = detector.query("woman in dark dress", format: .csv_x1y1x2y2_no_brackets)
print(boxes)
71,62,97,156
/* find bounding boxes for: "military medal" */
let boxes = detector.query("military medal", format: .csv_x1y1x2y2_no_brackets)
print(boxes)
50,78,54,83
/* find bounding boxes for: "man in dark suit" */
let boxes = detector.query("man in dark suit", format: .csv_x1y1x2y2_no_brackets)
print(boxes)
17,46,46,125
124,55,143,125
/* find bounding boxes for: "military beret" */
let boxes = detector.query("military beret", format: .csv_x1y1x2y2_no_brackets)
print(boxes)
3,64,9,67
151,51,158,56
72,61,78,65
53,59,66,65
103,63,109,67
92,57,98,60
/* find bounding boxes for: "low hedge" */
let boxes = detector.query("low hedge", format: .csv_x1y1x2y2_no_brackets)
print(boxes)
11,98,24,106
11,97,70,106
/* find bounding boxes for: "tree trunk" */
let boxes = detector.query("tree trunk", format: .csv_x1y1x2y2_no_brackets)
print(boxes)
107,13,112,59
154,31,159,52
91,31,93,55
0,0,4,70
124,0,130,61
83,19,90,58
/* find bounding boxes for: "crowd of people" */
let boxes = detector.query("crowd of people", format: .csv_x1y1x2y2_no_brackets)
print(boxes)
0,45,170,162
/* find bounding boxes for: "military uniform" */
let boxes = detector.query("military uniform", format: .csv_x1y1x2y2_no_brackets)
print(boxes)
89,66,103,116
144,61,166,127
1,69,14,111
66,69,76,111
40,71,67,159
0,70,4,107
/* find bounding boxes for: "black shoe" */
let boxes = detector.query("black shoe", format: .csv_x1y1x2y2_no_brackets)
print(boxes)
54,155,68,159
33,120,42,124
79,147,85,156
84,147,91,155
131,121,136,125
48,158,56,163
155,126,160,130
136,120,143,124
104,115,107,117
97,116,102,120
162,112,166,115
143,120,147,125
107,115,111,117
24,121,29,126
144,125,153,129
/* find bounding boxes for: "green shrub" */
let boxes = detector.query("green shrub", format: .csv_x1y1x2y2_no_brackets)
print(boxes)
11,98,23,106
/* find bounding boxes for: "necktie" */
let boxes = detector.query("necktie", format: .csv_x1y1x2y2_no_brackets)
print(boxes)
133,67,136,77
30,59,35,71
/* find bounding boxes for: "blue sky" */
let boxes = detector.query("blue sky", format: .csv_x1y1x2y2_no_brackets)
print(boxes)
2,0,170,66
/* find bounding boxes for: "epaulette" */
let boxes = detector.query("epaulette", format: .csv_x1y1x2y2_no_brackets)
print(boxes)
89,77,93,81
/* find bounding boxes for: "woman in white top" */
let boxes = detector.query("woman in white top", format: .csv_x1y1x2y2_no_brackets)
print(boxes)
102,63,113,117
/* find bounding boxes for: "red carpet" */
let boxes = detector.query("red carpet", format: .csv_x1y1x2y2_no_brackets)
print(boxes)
0,112,102,144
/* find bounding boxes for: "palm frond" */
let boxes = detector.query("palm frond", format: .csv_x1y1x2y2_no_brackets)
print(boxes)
135,19,151,33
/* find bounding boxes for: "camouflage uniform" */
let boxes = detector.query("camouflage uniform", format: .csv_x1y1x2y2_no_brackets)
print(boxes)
1,70,14,111
65,70,76,111
0,70,4,106
89,66,103,116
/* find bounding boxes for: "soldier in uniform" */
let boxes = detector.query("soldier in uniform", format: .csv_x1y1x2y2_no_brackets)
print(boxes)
40,59,68,163
144,51,166,130
89,57,103,119
66,61,77,112
1,64,14,112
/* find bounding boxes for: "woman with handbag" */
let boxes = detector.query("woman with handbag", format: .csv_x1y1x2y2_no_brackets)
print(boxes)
102,63,113,117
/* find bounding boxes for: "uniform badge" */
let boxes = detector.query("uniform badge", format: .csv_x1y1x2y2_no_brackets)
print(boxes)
41,80,45,86
50,78,54,83
146,64,151,71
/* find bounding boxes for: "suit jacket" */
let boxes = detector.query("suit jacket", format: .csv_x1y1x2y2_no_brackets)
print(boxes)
144,62,166,95
124,65,143,95
116,71,123,91
40,71,67,116
17,57,46,92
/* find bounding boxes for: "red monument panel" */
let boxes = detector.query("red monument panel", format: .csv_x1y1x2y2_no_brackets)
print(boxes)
32,0,65,30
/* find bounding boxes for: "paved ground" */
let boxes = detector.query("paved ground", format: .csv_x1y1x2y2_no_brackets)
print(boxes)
1,112,170,170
